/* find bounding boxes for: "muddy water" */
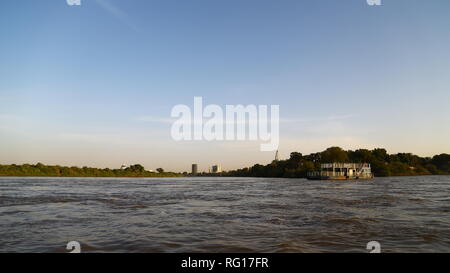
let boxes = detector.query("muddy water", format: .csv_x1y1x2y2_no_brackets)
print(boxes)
1,176,449,252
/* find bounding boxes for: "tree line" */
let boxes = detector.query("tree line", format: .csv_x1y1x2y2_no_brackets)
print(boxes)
224,147,450,178
0,163,182,177
2,147,449,178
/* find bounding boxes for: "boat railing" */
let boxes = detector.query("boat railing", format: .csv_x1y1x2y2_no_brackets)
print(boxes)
320,163,371,169
307,170,373,178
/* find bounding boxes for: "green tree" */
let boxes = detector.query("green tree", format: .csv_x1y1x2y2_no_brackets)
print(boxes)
287,152,302,169
372,148,389,162
431,154,450,172
321,147,349,163
371,160,390,177
127,164,145,173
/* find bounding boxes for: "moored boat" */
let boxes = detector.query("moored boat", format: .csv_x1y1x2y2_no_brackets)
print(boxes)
307,163,373,180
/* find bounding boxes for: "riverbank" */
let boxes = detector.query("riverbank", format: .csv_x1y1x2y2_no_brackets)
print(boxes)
0,163,182,178
224,147,450,178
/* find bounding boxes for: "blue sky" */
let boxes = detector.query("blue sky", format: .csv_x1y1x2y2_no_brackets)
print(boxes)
1,0,450,172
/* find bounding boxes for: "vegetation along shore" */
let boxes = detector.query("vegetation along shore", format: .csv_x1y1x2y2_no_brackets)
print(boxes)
1,147,449,178
223,147,450,178
0,164,181,177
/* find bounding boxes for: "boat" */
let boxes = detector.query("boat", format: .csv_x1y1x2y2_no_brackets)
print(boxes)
307,163,373,180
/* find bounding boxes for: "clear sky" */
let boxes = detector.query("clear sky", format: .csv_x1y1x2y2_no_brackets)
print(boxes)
1,0,449,172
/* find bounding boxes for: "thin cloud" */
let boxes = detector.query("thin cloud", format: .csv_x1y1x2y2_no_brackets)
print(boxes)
95,0,140,32
280,114,356,124
57,133,129,144
137,114,356,125
136,116,174,123
326,114,355,121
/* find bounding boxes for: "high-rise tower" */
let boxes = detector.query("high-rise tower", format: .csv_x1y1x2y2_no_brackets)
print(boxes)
191,164,198,175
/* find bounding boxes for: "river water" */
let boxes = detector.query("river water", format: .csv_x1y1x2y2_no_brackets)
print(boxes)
0,176,449,253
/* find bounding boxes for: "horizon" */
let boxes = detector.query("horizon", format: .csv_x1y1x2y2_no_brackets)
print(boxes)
1,145,448,173
1,0,450,172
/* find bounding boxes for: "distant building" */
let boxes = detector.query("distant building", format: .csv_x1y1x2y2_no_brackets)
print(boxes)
192,164,198,175
211,165,222,173
120,164,127,170
274,150,279,161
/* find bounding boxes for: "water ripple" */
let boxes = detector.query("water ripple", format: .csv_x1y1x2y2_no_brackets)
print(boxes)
0,176,449,252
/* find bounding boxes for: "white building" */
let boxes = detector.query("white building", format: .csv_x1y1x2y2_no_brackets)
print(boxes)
211,165,222,173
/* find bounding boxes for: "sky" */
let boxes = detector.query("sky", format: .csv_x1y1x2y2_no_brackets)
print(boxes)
1,0,450,172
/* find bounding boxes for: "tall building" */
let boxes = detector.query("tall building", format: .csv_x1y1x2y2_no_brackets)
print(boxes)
191,164,198,175
211,165,222,173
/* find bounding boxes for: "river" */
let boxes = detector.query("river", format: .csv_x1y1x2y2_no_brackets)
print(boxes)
0,176,449,252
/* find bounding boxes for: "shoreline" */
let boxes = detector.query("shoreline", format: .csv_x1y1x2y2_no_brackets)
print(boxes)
0,174,183,178
1,174,449,179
